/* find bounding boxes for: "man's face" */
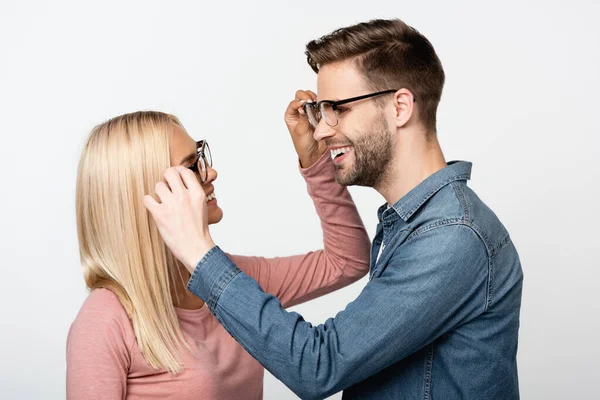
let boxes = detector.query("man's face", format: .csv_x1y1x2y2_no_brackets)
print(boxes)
315,62,395,188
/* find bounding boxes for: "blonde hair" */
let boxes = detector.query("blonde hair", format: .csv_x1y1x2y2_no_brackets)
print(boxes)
76,111,190,374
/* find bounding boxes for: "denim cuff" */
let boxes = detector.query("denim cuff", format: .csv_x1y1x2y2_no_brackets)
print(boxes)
186,246,241,312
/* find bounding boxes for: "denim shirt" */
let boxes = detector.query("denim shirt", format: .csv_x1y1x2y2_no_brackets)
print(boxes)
188,161,523,400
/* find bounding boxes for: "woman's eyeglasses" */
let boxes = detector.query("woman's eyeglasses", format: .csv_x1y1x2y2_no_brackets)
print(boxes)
187,140,212,183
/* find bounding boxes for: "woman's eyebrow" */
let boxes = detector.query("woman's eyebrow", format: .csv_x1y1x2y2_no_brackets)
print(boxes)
179,151,197,165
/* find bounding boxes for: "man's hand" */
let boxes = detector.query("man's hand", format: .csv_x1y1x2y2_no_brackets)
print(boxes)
143,166,215,273
284,89,327,168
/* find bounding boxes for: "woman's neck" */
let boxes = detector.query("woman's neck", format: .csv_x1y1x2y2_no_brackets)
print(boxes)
170,262,205,310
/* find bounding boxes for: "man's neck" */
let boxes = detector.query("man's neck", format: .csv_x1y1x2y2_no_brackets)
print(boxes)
376,130,447,206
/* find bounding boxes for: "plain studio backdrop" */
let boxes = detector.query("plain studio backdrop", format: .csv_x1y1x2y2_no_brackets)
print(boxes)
1,0,598,399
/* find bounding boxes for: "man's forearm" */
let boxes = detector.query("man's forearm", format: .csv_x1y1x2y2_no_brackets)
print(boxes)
186,247,363,399
187,225,489,399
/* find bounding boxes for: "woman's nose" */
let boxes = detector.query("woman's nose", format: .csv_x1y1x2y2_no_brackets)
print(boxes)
203,166,218,184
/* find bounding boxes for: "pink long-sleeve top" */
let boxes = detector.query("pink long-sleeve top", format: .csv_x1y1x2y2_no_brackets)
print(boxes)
66,152,371,399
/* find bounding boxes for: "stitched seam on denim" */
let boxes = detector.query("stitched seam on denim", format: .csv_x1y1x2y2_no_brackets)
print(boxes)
462,223,495,311
188,245,221,285
450,181,471,223
397,173,470,220
369,228,384,279
490,233,512,258
187,246,219,299
486,257,494,310
485,235,513,310
423,344,434,400
406,222,492,313
467,223,492,255
405,218,464,241
408,220,493,258
208,266,241,312
400,174,470,218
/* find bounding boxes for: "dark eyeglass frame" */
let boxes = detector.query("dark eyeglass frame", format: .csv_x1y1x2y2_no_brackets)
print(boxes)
302,89,416,128
187,140,212,183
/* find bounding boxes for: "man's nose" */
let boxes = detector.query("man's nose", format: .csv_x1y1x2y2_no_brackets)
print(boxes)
313,119,336,141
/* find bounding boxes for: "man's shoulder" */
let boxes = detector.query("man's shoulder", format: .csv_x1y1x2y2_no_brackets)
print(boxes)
417,182,511,255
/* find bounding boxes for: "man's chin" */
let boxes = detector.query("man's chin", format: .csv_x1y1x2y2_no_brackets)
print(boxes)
334,169,355,187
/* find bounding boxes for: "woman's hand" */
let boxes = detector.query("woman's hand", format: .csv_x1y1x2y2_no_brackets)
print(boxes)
143,166,215,273
284,89,327,168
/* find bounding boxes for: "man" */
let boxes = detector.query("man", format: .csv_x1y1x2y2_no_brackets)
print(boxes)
145,18,523,399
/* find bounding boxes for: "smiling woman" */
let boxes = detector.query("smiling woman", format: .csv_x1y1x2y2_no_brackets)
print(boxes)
66,110,371,400
169,126,223,226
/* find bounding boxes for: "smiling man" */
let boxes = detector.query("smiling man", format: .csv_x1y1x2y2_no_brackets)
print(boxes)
145,18,523,399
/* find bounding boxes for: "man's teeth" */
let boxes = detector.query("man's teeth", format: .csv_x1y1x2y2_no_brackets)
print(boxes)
206,193,216,202
330,147,352,160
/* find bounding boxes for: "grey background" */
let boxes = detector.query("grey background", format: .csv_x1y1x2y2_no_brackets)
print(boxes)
0,0,598,398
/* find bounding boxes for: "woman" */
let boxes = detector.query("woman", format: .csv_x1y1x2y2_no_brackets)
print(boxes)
66,110,370,399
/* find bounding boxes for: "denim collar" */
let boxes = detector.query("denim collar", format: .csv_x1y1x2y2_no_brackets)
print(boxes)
377,161,472,223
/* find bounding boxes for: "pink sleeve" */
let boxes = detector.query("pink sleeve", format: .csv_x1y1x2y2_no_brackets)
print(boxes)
228,151,371,308
66,289,133,400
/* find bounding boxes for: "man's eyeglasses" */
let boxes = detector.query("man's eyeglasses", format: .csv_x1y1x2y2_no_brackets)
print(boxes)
302,89,415,129
187,140,213,183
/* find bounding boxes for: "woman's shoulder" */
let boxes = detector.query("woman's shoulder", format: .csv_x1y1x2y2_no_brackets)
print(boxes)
68,288,134,347
67,288,134,376
79,288,129,319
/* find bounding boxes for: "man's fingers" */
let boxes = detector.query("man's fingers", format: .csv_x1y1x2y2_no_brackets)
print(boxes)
174,166,205,199
288,99,309,115
285,99,310,123
154,181,171,203
296,90,316,113
142,194,160,215
164,167,186,195
287,99,303,112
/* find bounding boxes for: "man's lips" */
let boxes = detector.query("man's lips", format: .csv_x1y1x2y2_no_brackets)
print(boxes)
330,146,353,163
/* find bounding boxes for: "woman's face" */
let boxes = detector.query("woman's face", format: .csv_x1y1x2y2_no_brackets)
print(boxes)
170,125,223,225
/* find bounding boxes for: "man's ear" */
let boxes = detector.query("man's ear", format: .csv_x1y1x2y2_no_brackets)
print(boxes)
392,88,416,128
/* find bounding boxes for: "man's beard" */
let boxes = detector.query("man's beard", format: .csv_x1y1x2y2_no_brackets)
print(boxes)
334,115,394,188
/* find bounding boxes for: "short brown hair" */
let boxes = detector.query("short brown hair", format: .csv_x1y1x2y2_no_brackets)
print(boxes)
305,19,445,133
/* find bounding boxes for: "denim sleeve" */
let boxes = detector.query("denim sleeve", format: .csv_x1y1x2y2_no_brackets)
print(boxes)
187,224,489,399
